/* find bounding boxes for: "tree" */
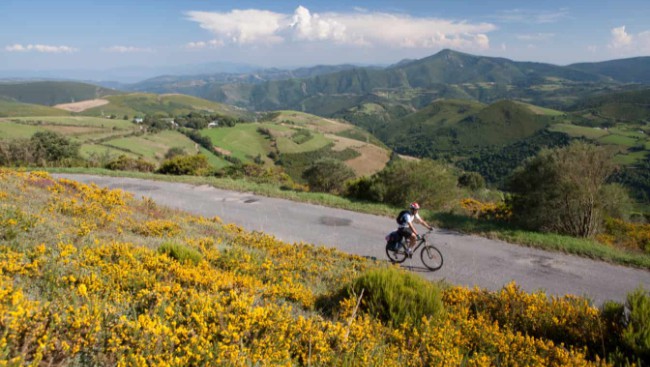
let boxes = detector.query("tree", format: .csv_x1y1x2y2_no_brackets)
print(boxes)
302,158,355,194
374,159,460,210
507,141,629,237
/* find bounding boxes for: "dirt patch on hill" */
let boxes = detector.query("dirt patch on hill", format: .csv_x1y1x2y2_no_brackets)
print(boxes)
327,134,390,176
54,99,109,112
345,144,390,177
214,147,231,156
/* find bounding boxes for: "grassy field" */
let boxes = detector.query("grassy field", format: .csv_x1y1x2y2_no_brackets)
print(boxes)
8,115,135,129
105,130,196,158
599,133,642,147
0,99,72,117
201,123,275,163
549,123,649,164
80,93,253,120
0,120,42,139
548,123,610,139
0,116,230,169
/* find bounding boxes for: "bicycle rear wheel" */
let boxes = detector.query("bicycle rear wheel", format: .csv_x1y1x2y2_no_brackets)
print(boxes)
386,242,408,263
420,245,443,271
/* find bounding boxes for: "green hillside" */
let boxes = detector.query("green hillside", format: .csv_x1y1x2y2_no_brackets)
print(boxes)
80,93,254,120
380,99,551,158
131,49,630,114
0,97,71,117
0,81,119,106
569,56,650,84
568,88,650,124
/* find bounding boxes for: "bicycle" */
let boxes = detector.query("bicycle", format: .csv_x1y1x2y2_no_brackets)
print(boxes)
385,230,443,271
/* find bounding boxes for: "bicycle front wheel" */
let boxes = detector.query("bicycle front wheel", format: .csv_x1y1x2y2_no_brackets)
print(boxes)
386,242,408,264
420,245,443,271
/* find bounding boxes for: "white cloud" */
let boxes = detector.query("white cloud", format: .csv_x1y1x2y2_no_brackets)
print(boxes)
609,26,650,53
186,9,285,45
5,43,77,53
102,46,154,53
185,6,495,50
185,39,224,49
515,33,555,42
495,9,569,24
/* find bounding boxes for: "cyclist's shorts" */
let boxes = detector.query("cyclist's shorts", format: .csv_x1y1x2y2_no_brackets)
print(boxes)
397,227,413,239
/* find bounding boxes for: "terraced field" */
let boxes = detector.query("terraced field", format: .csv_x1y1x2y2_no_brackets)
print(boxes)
201,111,391,177
0,115,229,169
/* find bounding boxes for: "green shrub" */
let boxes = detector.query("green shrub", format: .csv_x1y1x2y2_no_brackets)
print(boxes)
302,158,355,194
157,242,202,265
458,171,486,191
31,131,80,161
164,147,186,160
346,267,444,326
157,154,211,176
105,155,156,172
366,159,460,210
622,287,650,362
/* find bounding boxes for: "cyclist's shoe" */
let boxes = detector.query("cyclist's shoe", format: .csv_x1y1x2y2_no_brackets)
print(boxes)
406,248,413,258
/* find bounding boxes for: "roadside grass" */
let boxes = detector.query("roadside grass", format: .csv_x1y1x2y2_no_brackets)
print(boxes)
432,212,650,269
43,167,650,270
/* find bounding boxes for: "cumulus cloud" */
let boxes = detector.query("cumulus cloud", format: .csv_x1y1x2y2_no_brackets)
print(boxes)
185,6,495,50
609,26,650,53
186,9,285,45
5,44,77,53
102,46,154,53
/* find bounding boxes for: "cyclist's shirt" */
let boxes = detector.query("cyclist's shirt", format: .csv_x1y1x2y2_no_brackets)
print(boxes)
398,212,421,229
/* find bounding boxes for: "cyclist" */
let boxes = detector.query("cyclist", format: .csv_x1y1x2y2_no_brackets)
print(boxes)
397,202,433,257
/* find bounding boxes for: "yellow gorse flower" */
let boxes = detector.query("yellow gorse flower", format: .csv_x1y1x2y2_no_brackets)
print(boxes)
0,169,619,365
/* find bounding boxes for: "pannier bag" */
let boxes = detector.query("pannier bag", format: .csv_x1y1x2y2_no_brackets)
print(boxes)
385,231,402,251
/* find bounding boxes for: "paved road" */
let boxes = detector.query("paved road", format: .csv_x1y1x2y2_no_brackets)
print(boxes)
55,174,650,306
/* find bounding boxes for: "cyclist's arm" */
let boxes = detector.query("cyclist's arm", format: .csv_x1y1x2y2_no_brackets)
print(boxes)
407,221,418,236
416,215,433,231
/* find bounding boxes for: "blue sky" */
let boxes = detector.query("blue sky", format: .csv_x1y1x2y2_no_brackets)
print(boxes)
2,0,649,74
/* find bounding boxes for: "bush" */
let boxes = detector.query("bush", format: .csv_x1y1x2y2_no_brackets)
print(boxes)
157,242,202,265
622,287,650,362
302,158,355,194
105,155,156,173
458,171,486,190
372,159,460,210
0,132,81,167
164,147,186,160
346,267,444,326
157,154,211,176
31,131,80,163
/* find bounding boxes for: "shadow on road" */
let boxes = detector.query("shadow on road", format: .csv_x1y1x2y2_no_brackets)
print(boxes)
362,256,440,273
400,264,440,273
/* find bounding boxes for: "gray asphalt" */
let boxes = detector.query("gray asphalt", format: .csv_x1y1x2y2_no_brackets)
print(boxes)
54,174,650,306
